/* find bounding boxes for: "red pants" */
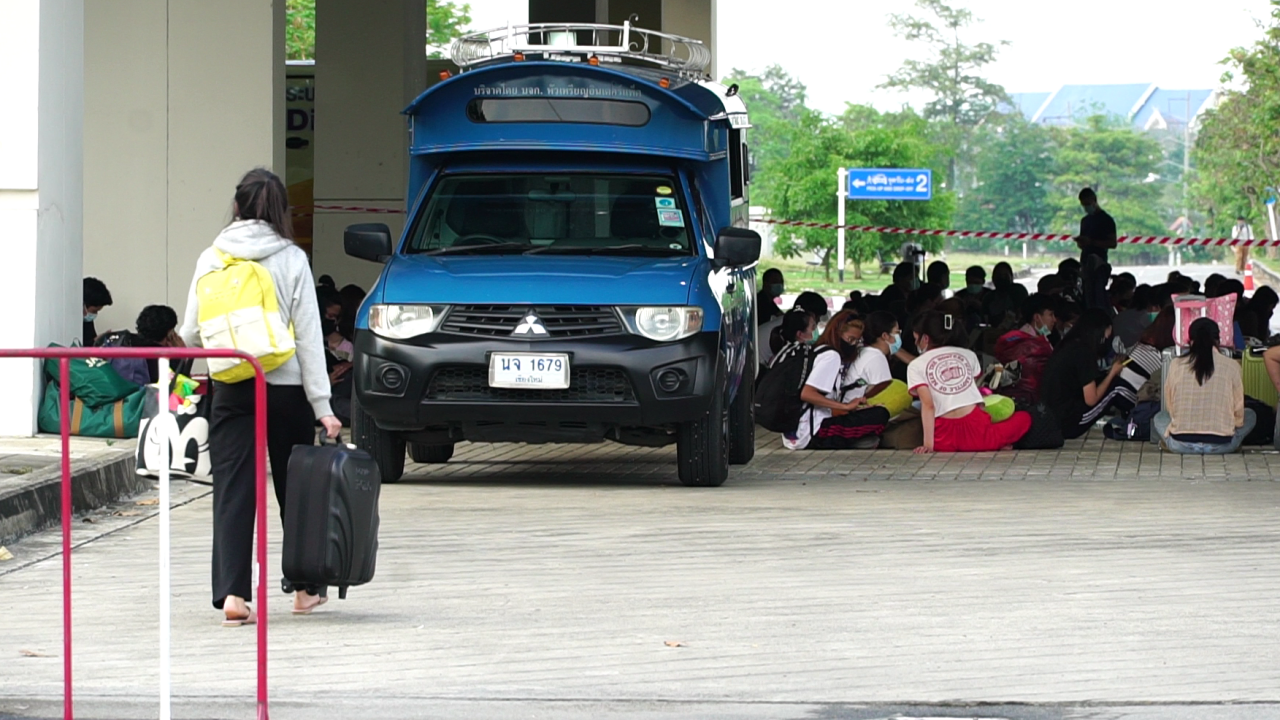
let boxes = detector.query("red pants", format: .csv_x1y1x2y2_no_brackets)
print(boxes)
933,408,1032,452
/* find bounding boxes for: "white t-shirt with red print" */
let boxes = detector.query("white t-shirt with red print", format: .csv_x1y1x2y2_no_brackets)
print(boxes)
906,347,984,417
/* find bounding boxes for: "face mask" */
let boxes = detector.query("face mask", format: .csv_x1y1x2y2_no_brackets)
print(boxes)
1148,311,1159,322
768,283,784,298
888,333,903,355
83,313,97,323
910,278,921,291
1036,324,1052,337
804,333,818,345
966,284,983,294
321,318,338,336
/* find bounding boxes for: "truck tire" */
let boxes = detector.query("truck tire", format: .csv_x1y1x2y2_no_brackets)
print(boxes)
351,394,406,484
409,442,454,464
728,358,755,466
677,370,730,487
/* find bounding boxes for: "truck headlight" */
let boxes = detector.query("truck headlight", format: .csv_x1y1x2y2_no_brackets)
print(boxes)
368,304,449,339
624,307,703,342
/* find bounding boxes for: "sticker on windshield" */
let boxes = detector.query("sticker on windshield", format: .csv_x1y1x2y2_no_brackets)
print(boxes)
655,186,673,195
657,209,685,227
655,197,676,209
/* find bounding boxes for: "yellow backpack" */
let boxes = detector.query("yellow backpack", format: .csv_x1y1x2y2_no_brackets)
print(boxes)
196,249,296,383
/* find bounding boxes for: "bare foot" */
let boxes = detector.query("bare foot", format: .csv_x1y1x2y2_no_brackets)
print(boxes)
293,590,328,615
222,595,255,626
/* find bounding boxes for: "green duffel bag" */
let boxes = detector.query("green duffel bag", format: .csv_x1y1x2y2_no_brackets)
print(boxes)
38,382,146,438
42,344,140,407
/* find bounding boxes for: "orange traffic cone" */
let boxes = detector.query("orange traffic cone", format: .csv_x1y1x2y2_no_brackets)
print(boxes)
1245,259,1256,291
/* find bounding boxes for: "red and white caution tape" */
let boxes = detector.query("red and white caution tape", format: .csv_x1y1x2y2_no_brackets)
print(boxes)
760,218,1280,248
291,204,407,218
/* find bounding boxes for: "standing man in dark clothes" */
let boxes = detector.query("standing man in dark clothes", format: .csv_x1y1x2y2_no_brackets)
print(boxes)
83,277,113,346
757,268,786,326
1075,188,1117,312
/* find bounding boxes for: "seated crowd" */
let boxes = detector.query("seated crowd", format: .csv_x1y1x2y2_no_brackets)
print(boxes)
758,259,1280,455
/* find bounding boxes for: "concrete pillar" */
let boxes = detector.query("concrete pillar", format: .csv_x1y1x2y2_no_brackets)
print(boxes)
0,0,84,436
311,0,426,291
83,0,283,334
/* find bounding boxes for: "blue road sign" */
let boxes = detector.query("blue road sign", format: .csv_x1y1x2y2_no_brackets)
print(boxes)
846,168,933,201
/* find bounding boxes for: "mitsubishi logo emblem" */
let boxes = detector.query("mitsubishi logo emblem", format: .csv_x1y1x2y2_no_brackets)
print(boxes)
512,313,549,336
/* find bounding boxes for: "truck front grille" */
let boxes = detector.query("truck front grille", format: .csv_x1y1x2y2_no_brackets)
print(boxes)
440,305,624,339
424,366,637,403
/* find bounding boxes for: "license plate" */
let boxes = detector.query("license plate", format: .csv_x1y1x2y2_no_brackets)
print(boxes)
488,353,570,390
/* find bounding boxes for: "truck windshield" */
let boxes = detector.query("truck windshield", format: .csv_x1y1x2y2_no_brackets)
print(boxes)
405,174,693,256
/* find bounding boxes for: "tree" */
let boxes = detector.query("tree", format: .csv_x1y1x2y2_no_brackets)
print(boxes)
762,107,955,280
955,113,1055,251
426,1,473,59
878,0,1011,190
1047,115,1168,264
722,66,810,201
286,0,316,61
285,0,472,61
1191,0,1280,237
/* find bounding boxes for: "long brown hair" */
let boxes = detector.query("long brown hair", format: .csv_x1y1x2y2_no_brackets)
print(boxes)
816,310,864,363
233,168,294,240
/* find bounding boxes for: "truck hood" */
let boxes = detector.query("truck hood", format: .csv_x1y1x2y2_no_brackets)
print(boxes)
378,254,700,306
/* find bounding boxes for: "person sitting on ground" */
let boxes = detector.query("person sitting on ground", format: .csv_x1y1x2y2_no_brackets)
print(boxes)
1111,284,1160,350
784,311,891,450
1108,274,1137,315
1039,309,1130,439
794,291,830,330
1242,285,1279,342
1057,257,1084,305
317,288,353,426
1203,273,1226,299
963,265,987,297
993,294,1058,404
338,284,366,341
95,304,189,384
1037,273,1068,297
317,274,337,292
880,261,918,309
766,307,816,367
982,262,1027,327
1117,305,1176,407
757,268,786,326
908,310,1032,453
83,277,113,347
926,260,951,298
1154,318,1254,454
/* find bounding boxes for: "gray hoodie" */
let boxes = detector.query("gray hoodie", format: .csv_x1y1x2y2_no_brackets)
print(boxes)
179,220,333,420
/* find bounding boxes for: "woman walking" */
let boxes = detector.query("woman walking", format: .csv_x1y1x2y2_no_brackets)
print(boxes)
179,168,341,626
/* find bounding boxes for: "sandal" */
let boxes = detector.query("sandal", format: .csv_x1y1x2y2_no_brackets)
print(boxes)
222,606,257,627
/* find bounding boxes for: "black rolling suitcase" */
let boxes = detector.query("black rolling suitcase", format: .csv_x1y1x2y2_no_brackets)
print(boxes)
282,435,381,598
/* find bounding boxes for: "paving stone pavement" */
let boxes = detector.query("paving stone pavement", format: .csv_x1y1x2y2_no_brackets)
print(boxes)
1,432,1278,718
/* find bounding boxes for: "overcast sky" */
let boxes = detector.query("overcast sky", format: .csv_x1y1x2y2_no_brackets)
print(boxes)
465,0,1272,114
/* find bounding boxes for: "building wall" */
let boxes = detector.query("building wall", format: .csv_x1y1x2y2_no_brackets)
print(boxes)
83,0,282,337
0,0,84,435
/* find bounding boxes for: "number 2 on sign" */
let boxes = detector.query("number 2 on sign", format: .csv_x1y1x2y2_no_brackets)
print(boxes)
916,174,928,193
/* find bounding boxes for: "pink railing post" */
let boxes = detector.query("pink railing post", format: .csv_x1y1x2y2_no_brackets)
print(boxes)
0,346,270,720
58,358,72,720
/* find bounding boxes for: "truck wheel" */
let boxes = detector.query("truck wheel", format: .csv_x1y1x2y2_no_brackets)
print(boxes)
409,442,454,464
351,394,406,484
728,358,756,466
677,371,730,487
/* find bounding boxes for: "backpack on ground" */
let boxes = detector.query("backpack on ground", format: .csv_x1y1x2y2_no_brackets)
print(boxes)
1243,396,1276,446
754,344,835,434
196,249,296,383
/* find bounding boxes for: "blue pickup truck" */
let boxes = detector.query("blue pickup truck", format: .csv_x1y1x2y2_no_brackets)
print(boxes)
344,23,760,486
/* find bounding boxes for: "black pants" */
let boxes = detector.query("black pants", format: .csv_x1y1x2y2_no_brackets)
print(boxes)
808,406,891,449
209,382,314,609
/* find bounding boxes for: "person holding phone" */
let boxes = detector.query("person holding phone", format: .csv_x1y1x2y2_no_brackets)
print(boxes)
1040,309,1131,439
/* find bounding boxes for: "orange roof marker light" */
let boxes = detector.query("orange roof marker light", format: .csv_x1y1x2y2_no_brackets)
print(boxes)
588,55,600,66
513,52,526,61
658,77,671,89
439,70,452,80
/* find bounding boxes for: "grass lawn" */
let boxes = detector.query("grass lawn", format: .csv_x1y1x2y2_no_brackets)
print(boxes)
761,251,1069,296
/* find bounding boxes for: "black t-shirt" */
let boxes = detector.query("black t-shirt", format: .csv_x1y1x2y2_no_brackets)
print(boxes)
1079,209,1117,262
1040,342,1097,432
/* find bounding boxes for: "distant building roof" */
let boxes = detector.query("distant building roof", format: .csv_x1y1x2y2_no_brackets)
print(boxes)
1004,83,1219,131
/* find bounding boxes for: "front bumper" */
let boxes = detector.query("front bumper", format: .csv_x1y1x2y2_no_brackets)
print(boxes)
354,330,721,435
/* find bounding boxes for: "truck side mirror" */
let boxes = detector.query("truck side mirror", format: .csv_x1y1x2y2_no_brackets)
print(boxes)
713,227,761,268
345,223,393,263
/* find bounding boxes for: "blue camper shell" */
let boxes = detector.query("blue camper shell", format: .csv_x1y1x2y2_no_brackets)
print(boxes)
345,51,760,487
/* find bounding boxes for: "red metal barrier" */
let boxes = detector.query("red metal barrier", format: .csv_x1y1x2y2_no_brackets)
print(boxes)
0,346,270,720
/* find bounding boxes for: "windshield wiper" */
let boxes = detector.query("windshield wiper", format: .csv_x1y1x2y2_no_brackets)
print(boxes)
421,242,531,256
524,244,688,257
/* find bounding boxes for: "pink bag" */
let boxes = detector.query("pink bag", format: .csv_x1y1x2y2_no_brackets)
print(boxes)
1173,293,1236,348
1172,294,1206,349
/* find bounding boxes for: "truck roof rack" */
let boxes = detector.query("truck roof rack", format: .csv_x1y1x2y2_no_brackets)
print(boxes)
450,21,712,77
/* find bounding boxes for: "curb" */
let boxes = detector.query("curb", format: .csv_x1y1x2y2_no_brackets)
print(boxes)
0,448,142,545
